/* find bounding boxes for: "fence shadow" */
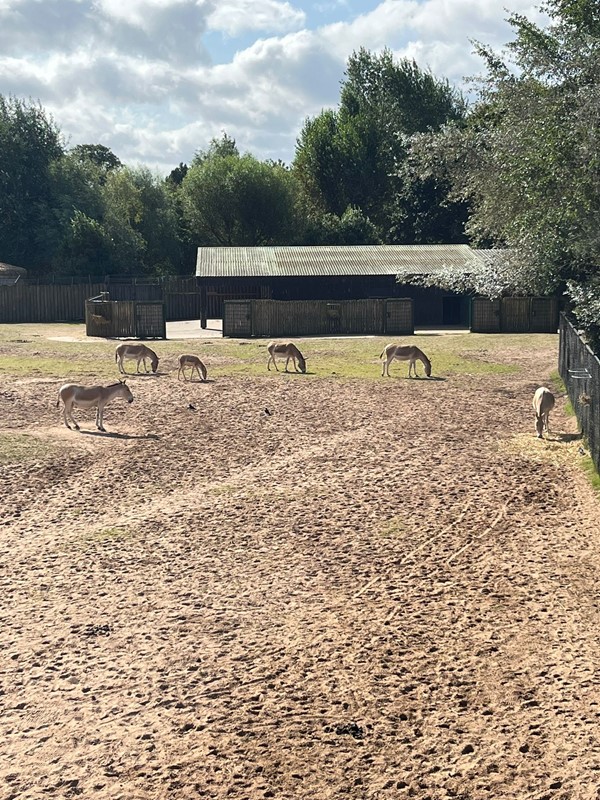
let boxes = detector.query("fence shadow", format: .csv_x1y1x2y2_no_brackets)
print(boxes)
551,432,583,443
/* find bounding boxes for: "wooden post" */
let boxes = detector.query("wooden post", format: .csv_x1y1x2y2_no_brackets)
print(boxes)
200,281,207,329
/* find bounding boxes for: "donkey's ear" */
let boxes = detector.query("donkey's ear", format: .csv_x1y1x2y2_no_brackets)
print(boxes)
120,378,126,384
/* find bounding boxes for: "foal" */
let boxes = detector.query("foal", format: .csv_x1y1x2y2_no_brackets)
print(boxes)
178,354,207,382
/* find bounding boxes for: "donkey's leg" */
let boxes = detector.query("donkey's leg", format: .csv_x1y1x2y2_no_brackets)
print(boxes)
97,403,106,432
63,402,72,430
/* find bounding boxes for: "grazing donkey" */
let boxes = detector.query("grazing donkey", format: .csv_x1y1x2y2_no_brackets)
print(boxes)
115,343,159,374
533,386,555,438
178,354,207,382
267,341,307,374
57,380,133,432
380,343,432,378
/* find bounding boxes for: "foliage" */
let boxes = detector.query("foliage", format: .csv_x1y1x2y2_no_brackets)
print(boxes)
402,0,600,331
0,96,64,272
70,143,122,175
302,206,380,246
566,279,600,351
181,142,301,246
293,49,467,242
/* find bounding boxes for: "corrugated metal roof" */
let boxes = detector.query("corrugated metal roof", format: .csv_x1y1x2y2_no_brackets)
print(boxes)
472,248,516,267
196,245,480,278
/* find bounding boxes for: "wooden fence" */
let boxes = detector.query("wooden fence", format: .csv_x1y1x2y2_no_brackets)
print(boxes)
0,282,106,323
558,314,600,474
0,276,202,324
85,300,166,339
470,296,559,333
223,299,414,338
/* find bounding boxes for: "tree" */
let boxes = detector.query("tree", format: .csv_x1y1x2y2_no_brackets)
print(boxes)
403,0,600,329
0,96,64,271
70,144,122,173
181,147,301,246
293,49,467,241
166,162,188,187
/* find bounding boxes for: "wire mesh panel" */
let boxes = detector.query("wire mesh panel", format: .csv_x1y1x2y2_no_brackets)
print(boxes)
530,297,559,332
501,297,531,332
384,298,414,335
135,302,166,339
559,314,600,474
339,300,384,334
223,301,253,337
471,298,501,332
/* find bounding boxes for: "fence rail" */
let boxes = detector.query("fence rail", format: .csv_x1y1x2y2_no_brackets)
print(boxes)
558,313,600,473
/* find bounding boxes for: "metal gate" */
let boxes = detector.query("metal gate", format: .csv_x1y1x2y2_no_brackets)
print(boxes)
135,302,166,339
470,296,558,333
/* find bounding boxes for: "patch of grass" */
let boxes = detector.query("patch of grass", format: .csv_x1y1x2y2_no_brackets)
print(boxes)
580,454,600,494
0,326,557,381
549,369,567,394
0,433,60,463
207,483,237,496
89,526,132,542
0,339,118,378
378,517,410,538
203,335,521,380
497,432,576,468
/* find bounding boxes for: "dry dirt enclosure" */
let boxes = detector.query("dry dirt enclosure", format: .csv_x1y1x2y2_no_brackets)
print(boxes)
1,330,600,800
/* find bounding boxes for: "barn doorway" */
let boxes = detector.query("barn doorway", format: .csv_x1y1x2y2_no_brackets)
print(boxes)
442,296,462,325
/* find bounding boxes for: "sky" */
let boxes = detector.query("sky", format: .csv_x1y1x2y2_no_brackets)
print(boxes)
0,0,548,176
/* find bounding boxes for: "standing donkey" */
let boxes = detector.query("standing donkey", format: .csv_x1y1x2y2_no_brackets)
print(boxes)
533,386,555,438
115,343,159,374
57,380,133,432
267,341,307,374
380,343,432,378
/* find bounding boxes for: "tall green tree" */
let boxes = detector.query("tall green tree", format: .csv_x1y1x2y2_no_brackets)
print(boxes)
0,96,64,271
403,0,600,341
181,140,301,246
294,49,467,241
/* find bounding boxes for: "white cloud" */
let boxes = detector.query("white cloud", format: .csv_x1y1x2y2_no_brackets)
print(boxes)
207,0,306,36
0,0,552,173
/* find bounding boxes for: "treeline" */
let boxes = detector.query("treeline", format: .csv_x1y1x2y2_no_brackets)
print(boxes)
0,49,468,279
2,0,600,347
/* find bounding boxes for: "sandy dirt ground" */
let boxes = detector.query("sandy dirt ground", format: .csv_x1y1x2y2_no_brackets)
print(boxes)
1,338,600,800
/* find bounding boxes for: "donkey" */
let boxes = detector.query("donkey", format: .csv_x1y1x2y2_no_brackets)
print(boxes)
267,341,307,374
178,354,207,382
115,343,159,374
380,344,432,378
533,386,555,438
57,380,133,432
